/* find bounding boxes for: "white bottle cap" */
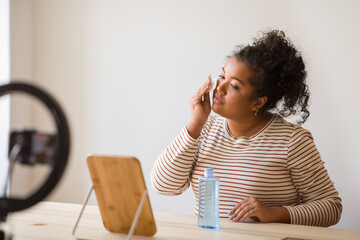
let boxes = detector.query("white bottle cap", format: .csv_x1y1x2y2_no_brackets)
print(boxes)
204,168,214,178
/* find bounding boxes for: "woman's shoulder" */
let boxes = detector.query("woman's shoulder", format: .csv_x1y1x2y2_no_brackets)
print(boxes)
272,114,313,141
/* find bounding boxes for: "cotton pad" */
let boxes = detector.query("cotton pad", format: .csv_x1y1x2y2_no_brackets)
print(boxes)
208,75,219,92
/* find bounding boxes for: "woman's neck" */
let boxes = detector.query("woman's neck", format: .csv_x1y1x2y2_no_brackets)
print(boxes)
227,112,274,138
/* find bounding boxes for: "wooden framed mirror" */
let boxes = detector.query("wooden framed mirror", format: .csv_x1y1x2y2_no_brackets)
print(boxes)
86,155,156,237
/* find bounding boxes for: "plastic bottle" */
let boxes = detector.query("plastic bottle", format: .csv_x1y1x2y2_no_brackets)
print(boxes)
197,168,220,229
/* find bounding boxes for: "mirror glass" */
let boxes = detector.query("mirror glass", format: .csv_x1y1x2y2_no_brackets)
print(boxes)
0,92,57,199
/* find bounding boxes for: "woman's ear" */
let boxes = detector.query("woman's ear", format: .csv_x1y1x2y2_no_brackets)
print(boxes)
252,96,267,111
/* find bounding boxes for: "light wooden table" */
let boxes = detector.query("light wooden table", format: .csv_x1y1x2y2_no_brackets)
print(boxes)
7,202,360,240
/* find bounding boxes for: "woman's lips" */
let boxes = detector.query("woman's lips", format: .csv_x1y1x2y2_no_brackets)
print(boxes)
213,95,223,104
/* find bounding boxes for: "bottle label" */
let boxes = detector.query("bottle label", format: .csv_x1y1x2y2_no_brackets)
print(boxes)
197,179,220,229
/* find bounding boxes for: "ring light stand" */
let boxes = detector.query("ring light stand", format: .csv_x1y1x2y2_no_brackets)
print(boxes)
0,82,70,240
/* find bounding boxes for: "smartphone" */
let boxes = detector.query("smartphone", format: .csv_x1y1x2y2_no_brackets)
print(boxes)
8,130,57,166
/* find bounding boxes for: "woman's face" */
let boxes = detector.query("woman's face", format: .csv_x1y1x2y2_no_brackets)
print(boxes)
212,57,259,121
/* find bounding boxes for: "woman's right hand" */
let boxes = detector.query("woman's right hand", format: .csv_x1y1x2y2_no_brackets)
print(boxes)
186,77,212,139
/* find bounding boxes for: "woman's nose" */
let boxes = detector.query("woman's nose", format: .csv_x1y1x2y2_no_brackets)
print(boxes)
216,80,226,95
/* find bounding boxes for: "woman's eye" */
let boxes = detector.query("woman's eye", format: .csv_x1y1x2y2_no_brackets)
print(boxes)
231,84,239,90
219,75,225,80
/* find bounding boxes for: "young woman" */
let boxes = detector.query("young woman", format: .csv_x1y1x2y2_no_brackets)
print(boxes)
151,30,342,227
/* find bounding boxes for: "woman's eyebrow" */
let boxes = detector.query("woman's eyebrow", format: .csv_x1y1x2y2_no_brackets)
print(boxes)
222,67,244,85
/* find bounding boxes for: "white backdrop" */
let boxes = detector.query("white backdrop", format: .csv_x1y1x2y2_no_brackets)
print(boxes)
0,0,10,195
8,0,360,230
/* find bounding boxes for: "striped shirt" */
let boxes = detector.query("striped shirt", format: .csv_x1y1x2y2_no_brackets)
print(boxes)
151,114,342,227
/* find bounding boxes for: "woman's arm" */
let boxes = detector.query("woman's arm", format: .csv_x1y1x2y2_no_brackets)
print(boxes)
151,78,212,195
284,127,342,227
150,127,200,195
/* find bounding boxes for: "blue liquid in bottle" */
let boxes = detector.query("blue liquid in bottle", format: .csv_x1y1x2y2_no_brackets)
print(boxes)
197,168,220,229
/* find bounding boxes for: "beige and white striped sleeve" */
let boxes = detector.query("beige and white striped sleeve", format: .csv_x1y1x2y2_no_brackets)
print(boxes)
151,127,200,195
285,127,342,227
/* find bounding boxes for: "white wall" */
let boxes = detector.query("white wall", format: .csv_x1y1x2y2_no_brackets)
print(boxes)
0,0,10,195
9,0,360,230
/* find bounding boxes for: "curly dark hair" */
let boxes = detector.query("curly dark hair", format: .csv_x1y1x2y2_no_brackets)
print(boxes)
232,30,310,124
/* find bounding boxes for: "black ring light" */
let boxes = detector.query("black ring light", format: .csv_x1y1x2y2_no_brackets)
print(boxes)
0,81,70,217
